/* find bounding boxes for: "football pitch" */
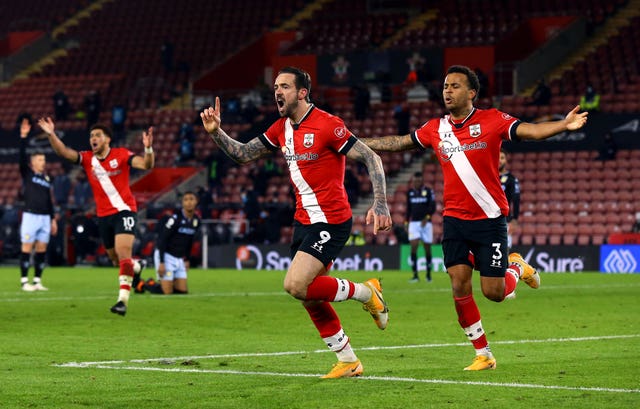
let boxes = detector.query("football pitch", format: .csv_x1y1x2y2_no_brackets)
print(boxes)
0,266,638,408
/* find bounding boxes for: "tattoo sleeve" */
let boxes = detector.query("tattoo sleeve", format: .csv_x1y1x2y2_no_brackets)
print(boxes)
210,129,271,164
347,140,390,216
360,134,415,152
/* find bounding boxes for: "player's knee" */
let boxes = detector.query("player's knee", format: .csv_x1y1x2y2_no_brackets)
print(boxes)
482,287,504,302
283,280,306,300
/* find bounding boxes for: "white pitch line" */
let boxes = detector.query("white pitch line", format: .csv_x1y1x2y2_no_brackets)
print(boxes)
53,333,640,367
57,364,640,394
54,334,640,395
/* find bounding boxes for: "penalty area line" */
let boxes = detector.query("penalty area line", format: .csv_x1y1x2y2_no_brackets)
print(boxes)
60,364,640,394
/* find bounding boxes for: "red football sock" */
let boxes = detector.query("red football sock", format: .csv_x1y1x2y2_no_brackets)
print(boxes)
304,302,341,338
503,269,518,298
119,258,134,291
454,294,488,350
306,276,355,302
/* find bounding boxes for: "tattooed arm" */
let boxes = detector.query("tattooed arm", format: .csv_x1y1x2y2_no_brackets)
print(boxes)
346,140,392,233
209,129,271,165
359,133,415,152
200,97,271,164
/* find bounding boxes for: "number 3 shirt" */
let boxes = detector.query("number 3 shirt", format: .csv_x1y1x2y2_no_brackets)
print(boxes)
412,108,521,221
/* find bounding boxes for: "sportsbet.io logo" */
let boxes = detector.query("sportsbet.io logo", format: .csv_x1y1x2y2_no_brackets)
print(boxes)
603,249,638,273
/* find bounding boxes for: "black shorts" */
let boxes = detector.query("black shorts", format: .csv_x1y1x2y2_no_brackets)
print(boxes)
290,219,352,268
98,211,138,250
442,215,508,278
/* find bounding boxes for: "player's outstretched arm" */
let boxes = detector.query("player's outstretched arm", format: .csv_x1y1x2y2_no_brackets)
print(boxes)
37,117,79,163
517,105,588,141
132,127,155,170
200,97,270,164
346,140,392,234
360,133,415,152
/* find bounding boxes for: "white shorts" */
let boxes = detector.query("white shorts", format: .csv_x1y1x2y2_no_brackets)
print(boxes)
153,249,188,281
408,220,433,243
20,212,51,244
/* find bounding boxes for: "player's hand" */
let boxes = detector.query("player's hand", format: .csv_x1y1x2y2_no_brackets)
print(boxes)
37,117,55,135
20,118,31,138
565,105,588,130
200,96,222,134
365,202,392,234
142,126,154,147
158,262,166,278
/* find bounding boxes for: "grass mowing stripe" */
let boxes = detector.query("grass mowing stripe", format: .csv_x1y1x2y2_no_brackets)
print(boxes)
54,333,640,363
3,281,639,303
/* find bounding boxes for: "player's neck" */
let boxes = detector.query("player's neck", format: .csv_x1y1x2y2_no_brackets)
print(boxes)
290,102,313,124
449,106,474,122
95,147,110,160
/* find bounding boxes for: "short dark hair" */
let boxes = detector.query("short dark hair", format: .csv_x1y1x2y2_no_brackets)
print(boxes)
447,65,480,102
414,171,422,177
182,191,198,200
90,124,112,138
278,66,311,102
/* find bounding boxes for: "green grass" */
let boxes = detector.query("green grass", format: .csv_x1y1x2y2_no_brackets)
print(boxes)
0,266,638,408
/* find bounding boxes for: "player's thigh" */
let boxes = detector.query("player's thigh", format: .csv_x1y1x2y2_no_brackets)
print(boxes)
20,213,40,244
286,220,351,295
160,254,185,281
407,221,422,241
289,220,351,268
34,215,51,244
421,222,433,243
114,234,135,259
285,251,326,294
173,278,188,293
469,221,508,278
442,218,473,269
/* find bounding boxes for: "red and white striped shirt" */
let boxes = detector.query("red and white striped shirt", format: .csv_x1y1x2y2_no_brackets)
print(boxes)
78,148,137,217
412,108,520,220
260,105,355,225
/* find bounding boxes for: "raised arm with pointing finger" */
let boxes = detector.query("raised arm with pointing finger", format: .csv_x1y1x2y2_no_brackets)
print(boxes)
201,66,391,379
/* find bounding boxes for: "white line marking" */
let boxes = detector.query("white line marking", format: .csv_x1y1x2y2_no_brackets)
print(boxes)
54,334,640,394
4,282,640,302
53,334,640,366
57,365,640,394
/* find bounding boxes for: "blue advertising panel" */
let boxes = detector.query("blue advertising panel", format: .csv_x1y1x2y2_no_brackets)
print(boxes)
600,245,640,273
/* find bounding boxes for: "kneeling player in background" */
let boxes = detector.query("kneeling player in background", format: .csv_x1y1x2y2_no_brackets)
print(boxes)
135,191,200,294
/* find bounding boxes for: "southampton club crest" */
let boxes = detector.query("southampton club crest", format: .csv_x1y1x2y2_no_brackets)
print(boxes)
303,133,315,148
109,159,118,168
470,124,481,137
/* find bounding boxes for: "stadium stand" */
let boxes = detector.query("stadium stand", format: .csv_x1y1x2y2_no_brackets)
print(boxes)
0,0,639,255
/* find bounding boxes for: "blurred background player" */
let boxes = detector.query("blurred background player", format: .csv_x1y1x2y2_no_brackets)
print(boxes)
18,118,58,291
406,171,436,283
38,117,153,316
499,149,520,248
135,191,200,294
